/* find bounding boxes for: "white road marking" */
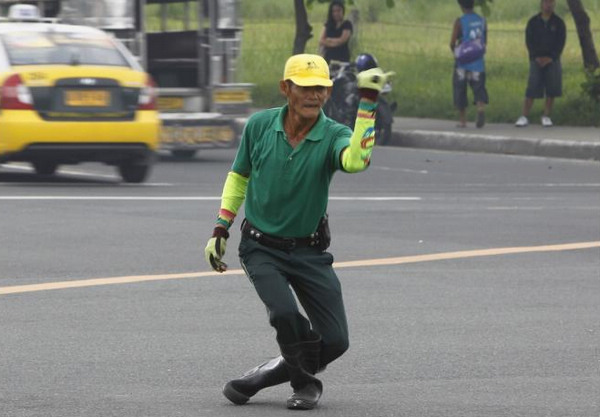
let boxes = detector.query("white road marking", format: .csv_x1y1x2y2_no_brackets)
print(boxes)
461,183,600,187
2,163,117,179
1,163,32,171
485,206,599,211
0,196,221,201
329,196,421,201
0,196,421,201
373,166,429,174
0,163,171,185
59,168,117,179
486,206,546,210
0,183,174,187
1,241,598,296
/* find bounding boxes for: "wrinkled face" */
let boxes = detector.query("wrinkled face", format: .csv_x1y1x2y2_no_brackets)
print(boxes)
541,0,555,14
280,81,330,120
331,4,344,23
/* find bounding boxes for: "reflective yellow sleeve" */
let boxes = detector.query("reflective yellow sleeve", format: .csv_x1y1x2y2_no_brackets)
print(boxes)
341,100,377,173
216,171,249,229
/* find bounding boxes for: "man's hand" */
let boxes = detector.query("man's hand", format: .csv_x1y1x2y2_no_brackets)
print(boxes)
357,67,396,92
205,227,229,272
535,57,553,68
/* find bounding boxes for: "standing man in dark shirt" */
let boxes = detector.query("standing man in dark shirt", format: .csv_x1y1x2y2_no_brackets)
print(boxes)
319,0,353,63
515,0,566,127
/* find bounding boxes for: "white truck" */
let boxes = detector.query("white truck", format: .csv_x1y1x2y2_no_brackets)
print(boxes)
0,0,252,158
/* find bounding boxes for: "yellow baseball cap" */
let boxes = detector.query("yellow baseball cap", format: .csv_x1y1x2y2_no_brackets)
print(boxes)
283,54,333,87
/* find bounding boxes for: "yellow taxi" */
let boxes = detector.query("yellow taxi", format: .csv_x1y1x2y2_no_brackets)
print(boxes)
0,5,159,183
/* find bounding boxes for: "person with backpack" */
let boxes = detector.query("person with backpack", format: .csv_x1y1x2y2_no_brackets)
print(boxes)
450,0,488,128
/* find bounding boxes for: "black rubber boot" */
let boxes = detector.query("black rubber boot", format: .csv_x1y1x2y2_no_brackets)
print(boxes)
280,334,323,410
222,356,289,405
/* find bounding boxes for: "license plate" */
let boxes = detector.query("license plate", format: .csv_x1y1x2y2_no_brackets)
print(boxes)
160,125,236,144
157,97,184,111
213,89,251,104
65,90,110,107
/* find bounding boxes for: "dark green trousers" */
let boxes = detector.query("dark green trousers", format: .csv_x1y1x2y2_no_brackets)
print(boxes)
239,236,349,366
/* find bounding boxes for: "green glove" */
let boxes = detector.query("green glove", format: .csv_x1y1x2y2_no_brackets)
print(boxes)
357,67,396,92
205,227,229,272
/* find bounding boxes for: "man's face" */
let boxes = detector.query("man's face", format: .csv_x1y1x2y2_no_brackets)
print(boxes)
280,81,331,120
541,0,555,14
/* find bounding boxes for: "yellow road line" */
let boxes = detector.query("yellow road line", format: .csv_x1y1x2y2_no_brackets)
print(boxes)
1,241,599,296
333,241,600,268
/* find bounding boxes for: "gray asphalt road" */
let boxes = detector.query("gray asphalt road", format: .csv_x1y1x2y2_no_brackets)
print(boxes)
1,147,599,417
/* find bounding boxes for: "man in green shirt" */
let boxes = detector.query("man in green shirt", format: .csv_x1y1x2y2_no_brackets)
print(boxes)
205,53,393,410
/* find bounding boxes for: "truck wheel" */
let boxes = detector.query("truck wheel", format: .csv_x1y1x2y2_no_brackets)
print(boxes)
32,161,58,175
171,149,197,159
118,161,151,183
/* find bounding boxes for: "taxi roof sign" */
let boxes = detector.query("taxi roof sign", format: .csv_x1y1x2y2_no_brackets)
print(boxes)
7,4,42,21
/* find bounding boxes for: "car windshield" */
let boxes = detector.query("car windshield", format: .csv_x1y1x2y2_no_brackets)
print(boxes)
0,30,130,67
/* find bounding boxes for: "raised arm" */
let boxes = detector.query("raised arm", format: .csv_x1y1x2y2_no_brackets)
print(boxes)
341,68,395,173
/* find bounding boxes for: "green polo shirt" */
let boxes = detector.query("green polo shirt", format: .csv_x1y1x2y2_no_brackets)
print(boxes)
232,105,352,237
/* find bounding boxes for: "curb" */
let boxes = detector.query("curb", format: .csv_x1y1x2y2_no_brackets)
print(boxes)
390,130,600,161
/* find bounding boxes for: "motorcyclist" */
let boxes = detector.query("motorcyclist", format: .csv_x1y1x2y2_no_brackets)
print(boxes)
325,53,395,144
325,53,379,128
324,60,358,128
355,53,378,73
353,53,396,144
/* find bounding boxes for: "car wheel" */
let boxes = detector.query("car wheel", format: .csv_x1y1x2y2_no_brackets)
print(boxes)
171,149,197,159
32,161,58,175
118,161,151,183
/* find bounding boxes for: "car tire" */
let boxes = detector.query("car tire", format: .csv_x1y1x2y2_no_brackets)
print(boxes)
32,161,58,176
171,149,197,159
118,161,151,183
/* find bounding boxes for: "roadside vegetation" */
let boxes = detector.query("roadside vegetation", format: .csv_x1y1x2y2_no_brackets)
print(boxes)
239,0,600,126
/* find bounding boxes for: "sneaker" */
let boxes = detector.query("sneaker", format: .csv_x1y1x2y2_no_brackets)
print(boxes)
515,116,529,127
541,116,553,127
476,111,485,128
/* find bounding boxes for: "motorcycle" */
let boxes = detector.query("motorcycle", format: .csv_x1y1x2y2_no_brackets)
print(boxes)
323,61,397,145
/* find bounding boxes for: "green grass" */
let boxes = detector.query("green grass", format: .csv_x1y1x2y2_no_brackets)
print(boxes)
238,1,600,126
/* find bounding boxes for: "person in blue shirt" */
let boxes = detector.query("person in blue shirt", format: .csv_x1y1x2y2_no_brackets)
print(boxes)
450,0,488,128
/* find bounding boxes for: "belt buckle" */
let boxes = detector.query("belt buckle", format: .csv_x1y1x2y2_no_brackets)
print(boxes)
283,238,296,250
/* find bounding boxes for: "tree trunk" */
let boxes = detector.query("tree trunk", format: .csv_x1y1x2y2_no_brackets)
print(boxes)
293,0,312,54
566,0,600,70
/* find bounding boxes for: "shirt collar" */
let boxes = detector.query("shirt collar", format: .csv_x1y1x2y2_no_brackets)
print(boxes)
275,104,327,142
537,12,555,21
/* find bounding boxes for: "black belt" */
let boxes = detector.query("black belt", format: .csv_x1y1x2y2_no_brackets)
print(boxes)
241,219,321,251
